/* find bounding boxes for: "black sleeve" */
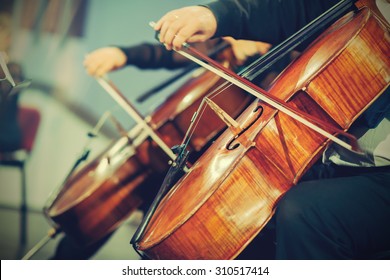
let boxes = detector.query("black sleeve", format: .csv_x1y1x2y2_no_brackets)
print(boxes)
118,39,223,70
0,62,24,98
204,0,349,45
118,43,189,70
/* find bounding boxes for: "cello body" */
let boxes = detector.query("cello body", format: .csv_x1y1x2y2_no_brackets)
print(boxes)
135,7,390,259
45,50,252,245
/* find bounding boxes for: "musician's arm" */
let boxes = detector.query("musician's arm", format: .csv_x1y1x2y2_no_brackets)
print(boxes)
203,0,346,44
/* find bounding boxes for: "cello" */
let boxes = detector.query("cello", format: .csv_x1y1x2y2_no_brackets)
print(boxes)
133,2,390,259
42,44,254,246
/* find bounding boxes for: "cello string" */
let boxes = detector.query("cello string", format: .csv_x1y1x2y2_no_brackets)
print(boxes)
95,76,178,161
148,22,248,152
149,0,359,153
180,98,208,148
178,73,243,150
178,45,357,151
176,51,258,149
170,44,353,153
172,57,241,148
225,0,355,82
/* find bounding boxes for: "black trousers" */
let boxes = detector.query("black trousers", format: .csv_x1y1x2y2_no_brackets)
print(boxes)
275,166,390,259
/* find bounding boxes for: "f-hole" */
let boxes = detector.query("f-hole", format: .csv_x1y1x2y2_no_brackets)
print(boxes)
226,105,263,150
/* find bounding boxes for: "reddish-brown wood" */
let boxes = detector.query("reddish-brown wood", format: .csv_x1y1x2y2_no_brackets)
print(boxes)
45,49,252,245
150,58,253,154
135,7,390,259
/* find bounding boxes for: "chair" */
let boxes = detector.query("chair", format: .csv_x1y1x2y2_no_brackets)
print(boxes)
0,106,41,257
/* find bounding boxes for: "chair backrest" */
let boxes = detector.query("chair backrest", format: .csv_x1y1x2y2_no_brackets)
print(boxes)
18,106,41,152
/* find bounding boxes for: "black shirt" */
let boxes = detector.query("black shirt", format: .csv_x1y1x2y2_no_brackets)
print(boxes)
204,0,351,45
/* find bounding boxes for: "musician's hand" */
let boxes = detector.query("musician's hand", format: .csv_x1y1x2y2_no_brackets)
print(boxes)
223,37,272,66
83,47,127,77
154,6,217,51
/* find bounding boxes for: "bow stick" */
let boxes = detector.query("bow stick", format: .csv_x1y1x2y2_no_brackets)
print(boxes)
149,22,360,152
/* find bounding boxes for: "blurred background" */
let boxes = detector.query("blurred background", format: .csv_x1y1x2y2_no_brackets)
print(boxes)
0,0,209,260
1,0,389,261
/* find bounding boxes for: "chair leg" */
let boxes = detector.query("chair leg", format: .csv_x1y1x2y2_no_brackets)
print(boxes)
17,162,27,259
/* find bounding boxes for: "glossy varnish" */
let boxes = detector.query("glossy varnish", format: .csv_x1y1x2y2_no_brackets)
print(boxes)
136,8,390,259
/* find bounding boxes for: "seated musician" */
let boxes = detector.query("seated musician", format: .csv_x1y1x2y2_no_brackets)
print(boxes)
0,12,24,154
152,0,390,259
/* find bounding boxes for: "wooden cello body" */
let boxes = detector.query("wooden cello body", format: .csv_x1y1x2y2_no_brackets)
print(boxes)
44,50,252,245
134,7,390,259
